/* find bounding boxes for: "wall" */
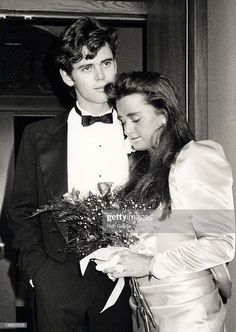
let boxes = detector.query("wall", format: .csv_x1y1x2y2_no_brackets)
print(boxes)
0,114,15,322
207,1,236,331
147,0,186,112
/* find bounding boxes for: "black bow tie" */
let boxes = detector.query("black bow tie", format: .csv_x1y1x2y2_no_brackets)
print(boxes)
75,105,113,127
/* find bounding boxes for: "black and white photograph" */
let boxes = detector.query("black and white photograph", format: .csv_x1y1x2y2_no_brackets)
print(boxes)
0,1,235,331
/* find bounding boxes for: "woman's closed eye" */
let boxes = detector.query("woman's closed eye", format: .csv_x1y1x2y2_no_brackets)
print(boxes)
131,117,141,123
119,118,141,127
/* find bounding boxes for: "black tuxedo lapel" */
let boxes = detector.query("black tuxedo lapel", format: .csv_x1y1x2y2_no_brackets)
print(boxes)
36,112,68,200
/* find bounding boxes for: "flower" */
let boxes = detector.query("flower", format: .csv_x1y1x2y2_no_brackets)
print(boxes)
63,189,80,204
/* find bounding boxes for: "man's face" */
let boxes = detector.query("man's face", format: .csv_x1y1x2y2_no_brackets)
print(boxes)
60,43,117,112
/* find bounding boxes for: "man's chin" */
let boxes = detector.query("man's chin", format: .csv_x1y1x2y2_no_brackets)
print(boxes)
94,96,109,104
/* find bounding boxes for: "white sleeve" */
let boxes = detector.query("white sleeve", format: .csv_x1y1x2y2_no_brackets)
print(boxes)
151,140,235,278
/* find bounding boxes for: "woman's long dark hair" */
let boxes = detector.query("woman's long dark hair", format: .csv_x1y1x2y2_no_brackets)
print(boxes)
106,71,194,209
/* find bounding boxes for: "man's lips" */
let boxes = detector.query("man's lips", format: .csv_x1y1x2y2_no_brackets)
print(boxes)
95,86,105,91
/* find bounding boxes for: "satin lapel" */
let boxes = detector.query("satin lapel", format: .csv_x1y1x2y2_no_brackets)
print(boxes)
36,115,68,200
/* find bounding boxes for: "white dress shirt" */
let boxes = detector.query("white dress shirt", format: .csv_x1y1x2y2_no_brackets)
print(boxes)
67,104,129,197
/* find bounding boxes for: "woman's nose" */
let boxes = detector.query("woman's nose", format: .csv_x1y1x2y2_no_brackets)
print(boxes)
124,122,134,136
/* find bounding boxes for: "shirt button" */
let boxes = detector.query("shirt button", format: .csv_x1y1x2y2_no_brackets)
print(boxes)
99,174,102,178
99,144,102,147
56,248,62,254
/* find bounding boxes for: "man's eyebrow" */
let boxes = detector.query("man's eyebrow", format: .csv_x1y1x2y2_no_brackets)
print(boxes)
76,57,114,70
76,63,93,70
101,57,114,63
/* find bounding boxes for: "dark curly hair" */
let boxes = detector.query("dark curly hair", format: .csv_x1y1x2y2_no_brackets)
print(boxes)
55,16,119,74
106,71,194,209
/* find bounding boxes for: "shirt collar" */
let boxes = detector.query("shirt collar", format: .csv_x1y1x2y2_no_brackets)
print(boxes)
76,101,113,116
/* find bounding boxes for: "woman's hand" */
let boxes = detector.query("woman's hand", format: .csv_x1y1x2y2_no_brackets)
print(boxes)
95,249,152,279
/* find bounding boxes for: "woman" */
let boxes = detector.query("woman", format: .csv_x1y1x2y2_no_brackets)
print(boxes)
97,72,235,331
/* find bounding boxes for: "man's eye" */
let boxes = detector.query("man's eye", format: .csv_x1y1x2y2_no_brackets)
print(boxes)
82,66,92,72
103,61,112,67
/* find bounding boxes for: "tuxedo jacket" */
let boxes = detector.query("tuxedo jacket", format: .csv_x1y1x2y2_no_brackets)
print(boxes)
8,111,142,281
9,111,70,281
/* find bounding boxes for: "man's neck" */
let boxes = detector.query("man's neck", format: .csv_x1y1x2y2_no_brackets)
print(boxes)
76,100,111,116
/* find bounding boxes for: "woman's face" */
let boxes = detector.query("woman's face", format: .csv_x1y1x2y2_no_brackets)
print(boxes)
117,93,166,151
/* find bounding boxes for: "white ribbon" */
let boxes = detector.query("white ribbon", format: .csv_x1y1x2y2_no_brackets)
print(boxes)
79,247,126,313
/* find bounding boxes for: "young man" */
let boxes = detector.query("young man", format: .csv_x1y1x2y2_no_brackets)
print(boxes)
8,17,132,332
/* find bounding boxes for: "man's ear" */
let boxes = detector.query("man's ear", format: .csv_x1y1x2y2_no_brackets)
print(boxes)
59,69,74,87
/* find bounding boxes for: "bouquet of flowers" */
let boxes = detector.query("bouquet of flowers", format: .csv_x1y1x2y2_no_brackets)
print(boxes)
31,183,157,332
31,183,142,257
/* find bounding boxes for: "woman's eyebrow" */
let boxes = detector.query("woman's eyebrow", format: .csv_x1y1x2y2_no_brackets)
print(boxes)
117,112,140,121
127,112,140,117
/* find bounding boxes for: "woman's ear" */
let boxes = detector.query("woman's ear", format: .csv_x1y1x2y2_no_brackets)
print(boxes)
160,109,167,126
156,109,167,126
59,69,75,87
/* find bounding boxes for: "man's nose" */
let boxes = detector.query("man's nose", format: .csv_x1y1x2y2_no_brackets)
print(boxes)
95,66,105,80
